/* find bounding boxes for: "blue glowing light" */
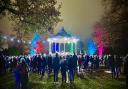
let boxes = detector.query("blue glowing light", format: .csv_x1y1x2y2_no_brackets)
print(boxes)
56,43,59,52
87,39,97,55
52,43,55,53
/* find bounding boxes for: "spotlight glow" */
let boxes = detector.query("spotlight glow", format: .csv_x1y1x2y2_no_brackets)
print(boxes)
87,39,96,55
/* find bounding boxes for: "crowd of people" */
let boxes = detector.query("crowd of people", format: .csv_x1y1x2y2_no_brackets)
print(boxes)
0,52,128,88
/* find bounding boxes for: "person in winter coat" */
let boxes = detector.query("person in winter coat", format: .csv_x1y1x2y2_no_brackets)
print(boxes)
37,55,42,74
14,64,21,89
84,55,90,70
20,60,29,89
40,55,47,79
53,53,60,84
95,55,100,70
72,53,78,72
78,55,82,72
47,54,53,75
124,55,128,87
67,55,76,84
115,55,122,78
109,55,116,78
60,56,68,84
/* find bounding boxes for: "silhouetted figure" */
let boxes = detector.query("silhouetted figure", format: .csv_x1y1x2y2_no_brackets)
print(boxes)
20,60,29,89
96,56,100,70
78,56,82,72
14,64,21,89
0,54,6,75
84,55,89,70
68,55,76,84
53,53,60,84
90,56,94,72
47,55,53,75
109,55,116,78
37,55,42,74
72,53,78,73
124,55,128,87
13,57,17,71
40,55,46,79
115,55,122,78
60,56,67,84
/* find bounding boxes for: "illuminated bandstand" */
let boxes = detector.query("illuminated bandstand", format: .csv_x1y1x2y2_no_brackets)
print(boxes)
47,27,79,55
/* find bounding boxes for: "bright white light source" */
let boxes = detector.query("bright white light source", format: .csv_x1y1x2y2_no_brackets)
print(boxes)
105,71,111,74
3,36,7,39
53,38,57,41
23,41,25,43
28,41,31,44
73,39,79,43
10,38,14,41
73,39,77,43
64,37,68,40
17,40,20,43
68,41,70,44
47,38,51,42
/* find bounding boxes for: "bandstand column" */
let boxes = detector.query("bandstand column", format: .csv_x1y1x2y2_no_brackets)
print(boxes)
59,43,61,53
71,42,74,54
49,42,51,54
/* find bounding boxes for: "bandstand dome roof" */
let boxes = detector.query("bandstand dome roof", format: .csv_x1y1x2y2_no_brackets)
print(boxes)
47,27,79,43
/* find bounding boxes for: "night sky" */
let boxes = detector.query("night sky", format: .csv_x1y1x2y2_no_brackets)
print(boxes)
0,0,104,41
56,0,104,41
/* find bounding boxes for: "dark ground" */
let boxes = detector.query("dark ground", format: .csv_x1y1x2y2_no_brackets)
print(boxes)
0,70,127,89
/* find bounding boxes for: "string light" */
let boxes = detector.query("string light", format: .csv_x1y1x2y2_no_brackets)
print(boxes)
47,37,79,43
1,35,31,45
23,41,26,43
28,41,31,44
3,36,7,39
17,40,20,43
10,38,14,42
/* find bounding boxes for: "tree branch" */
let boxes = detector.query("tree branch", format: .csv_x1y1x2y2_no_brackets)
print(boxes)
6,6,19,15
0,6,6,13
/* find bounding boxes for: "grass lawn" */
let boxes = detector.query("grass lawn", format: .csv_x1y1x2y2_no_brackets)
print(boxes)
0,70,127,89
